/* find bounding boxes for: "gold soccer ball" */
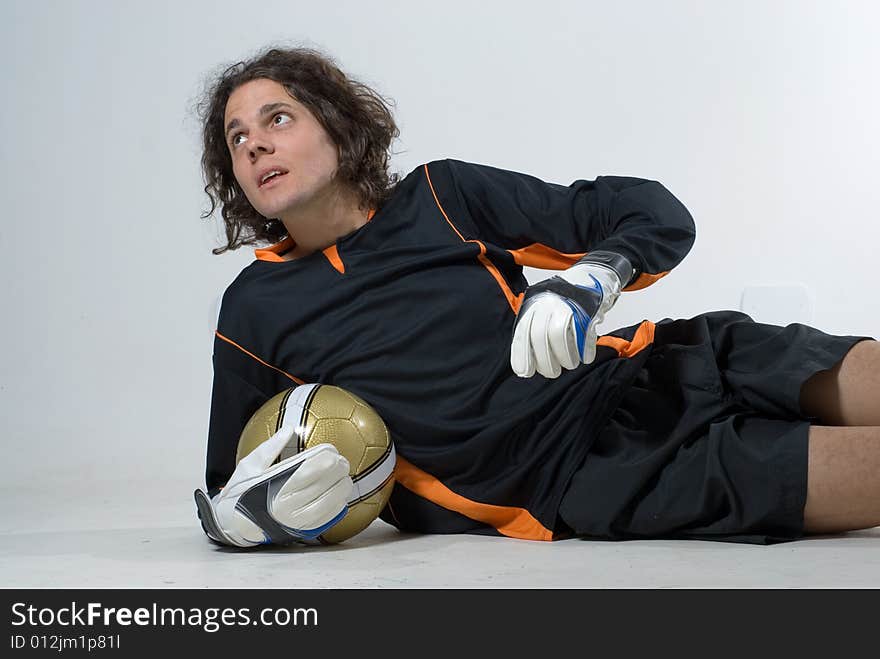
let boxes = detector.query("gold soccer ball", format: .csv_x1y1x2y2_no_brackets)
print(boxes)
235,383,396,544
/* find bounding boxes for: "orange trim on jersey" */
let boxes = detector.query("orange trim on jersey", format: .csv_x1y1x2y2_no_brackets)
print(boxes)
215,331,305,385
253,209,376,265
254,236,296,262
423,164,523,314
507,243,670,293
322,245,345,273
475,245,524,313
596,319,656,356
507,244,586,270
319,209,376,273
393,455,554,541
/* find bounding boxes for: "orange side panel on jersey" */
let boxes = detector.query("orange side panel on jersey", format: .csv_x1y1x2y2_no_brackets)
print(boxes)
393,456,554,541
507,243,586,270
507,243,670,292
215,331,305,385
597,319,656,357
423,164,523,314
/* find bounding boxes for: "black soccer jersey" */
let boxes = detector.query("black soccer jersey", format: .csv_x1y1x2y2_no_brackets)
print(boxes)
205,158,696,540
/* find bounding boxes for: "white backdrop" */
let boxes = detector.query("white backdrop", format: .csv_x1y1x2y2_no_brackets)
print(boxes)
2,0,878,513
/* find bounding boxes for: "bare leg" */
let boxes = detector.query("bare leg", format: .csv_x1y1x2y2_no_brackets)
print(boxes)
804,425,880,534
799,339,880,426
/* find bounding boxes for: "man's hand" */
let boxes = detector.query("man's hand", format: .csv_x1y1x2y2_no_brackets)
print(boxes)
510,251,634,378
194,425,353,547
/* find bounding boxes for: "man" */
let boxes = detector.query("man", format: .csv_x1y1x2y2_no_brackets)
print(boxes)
194,47,879,548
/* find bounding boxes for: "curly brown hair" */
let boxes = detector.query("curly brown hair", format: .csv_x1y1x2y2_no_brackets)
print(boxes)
195,44,402,255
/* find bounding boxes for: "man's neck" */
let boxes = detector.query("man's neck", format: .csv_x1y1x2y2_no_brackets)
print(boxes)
279,188,369,258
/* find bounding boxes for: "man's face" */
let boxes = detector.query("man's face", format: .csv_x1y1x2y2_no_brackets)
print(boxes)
224,78,341,219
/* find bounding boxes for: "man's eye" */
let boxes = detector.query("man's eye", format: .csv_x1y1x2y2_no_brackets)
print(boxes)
272,112,290,126
230,113,291,147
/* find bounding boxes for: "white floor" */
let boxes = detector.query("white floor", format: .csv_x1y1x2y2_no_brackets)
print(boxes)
3,482,879,589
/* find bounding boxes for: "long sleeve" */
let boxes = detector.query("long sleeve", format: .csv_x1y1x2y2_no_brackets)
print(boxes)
442,158,696,291
204,333,272,498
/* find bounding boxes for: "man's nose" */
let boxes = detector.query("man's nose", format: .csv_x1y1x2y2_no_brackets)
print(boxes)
247,133,274,158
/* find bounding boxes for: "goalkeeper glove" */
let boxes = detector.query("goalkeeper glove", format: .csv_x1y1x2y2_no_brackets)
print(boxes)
194,425,352,547
510,250,635,378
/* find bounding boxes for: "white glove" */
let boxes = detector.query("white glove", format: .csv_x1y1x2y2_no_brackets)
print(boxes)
194,425,353,547
511,252,633,379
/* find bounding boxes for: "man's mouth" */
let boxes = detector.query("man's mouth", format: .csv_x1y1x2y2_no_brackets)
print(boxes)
259,171,288,188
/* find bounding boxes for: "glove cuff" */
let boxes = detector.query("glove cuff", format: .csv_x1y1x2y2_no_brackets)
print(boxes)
574,251,637,289
193,488,261,548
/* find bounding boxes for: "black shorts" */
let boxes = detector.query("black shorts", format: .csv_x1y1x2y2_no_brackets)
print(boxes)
558,309,875,545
